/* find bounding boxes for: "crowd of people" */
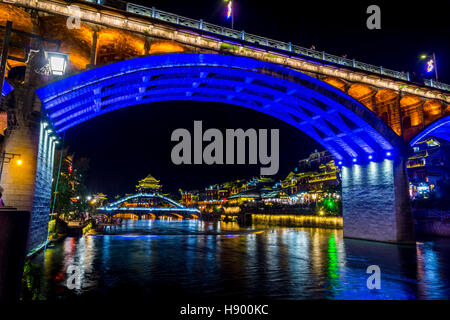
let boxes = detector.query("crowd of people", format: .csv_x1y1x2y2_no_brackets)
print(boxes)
94,215,122,225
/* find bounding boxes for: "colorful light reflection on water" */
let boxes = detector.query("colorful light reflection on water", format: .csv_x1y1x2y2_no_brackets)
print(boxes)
33,220,450,300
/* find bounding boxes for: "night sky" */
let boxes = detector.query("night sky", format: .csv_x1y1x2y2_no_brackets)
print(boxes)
63,0,449,198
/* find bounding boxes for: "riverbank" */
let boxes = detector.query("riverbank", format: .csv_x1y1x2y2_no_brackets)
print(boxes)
250,214,343,229
413,209,450,237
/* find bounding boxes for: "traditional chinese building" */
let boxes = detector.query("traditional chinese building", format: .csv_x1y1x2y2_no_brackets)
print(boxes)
281,159,340,195
407,138,450,199
298,149,333,170
92,193,108,206
136,174,163,193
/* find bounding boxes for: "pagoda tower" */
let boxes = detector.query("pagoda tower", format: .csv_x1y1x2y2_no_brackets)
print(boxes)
136,174,163,194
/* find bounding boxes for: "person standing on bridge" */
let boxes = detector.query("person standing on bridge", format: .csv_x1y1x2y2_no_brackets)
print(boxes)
0,192,5,207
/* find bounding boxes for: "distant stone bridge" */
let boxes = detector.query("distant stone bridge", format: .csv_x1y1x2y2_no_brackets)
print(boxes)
97,193,200,218
0,0,449,251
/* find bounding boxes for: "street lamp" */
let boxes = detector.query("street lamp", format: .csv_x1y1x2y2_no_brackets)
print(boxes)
0,152,22,179
44,51,70,76
420,52,439,81
0,21,62,102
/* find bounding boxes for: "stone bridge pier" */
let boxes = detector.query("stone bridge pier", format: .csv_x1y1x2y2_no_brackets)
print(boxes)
0,84,55,252
342,157,415,243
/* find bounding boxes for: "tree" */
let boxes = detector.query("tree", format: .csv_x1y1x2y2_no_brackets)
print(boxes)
51,149,90,220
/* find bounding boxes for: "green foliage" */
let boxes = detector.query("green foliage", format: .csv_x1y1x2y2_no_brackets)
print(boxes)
48,219,57,240
265,54,279,59
82,219,96,237
48,219,56,233
318,196,341,216
48,218,67,240
21,258,43,301
51,149,92,221
220,43,238,52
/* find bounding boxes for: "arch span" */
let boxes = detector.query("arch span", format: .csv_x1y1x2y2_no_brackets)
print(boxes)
36,53,404,164
97,193,201,217
33,53,415,243
410,116,450,146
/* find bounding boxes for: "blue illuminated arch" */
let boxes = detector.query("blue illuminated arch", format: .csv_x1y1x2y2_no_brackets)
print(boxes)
410,116,450,145
2,80,13,97
36,53,403,163
97,193,200,215
101,192,187,210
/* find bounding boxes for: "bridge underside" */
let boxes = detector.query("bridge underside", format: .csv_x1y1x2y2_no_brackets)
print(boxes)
410,116,450,145
97,193,200,219
36,53,404,164
101,210,198,219
0,53,417,249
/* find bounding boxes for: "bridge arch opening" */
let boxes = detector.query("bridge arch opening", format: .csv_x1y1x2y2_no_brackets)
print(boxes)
36,53,403,165
410,116,450,146
1,53,417,246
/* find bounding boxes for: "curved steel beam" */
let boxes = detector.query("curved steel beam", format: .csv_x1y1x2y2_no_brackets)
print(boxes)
1,80,13,97
36,53,403,164
99,192,187,210
410,115,450,145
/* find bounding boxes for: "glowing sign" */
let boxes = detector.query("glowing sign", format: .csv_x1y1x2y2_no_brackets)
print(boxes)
426,59,434,72
226,1,232,19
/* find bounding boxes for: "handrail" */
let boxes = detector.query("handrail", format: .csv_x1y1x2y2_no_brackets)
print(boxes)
424,79,450,92
88,0,449,91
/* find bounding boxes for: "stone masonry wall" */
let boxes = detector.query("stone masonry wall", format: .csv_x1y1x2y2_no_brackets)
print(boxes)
29,122,55,252
342,159,415,243
1,86,55,253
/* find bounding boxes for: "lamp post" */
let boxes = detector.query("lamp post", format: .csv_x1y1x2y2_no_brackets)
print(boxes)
420,52,439,82
44,51,70,76
0,21,66,301
0,21,63,97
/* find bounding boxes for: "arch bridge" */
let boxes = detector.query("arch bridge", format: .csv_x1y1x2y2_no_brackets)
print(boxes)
97,193,200,219
0,0,449,251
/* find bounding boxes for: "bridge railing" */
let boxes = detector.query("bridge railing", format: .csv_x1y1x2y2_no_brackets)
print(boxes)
89,1,449,90
424,79,450,92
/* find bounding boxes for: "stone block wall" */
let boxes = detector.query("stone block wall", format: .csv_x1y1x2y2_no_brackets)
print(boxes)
29,122,55,252
342,159,415,243
1,85,56,253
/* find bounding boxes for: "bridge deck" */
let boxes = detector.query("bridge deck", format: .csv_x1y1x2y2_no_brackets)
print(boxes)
82,0,450,92
3,0,449,103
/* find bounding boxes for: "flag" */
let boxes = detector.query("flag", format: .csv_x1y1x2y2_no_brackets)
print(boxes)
426,59,434,72
227,1,232,19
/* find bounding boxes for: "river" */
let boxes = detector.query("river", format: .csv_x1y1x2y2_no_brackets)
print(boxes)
32,219,450,300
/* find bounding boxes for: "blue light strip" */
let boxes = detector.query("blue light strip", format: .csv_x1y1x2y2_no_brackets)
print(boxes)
410,116,450,146
97,192,200,214
36,53,400,162
98,207,200,213
1,80,13,97
103,192,186,209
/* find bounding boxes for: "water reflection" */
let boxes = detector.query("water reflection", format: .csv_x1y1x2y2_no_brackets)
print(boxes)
33,220,450,300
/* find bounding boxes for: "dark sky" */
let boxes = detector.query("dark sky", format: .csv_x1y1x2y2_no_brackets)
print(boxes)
64,0,450,198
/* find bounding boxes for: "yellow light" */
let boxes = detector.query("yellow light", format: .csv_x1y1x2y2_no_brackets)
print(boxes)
16,159,23,166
